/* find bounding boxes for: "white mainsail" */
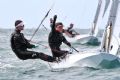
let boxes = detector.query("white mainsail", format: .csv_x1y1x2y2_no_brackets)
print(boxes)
102,0,110,17
98,0,112,35
100,0,120,55
65,0,103,45
91,0,111,37
90,0,102,36
109,0,120,55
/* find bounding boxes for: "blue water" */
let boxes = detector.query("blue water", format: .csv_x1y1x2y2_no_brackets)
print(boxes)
0,29,120,80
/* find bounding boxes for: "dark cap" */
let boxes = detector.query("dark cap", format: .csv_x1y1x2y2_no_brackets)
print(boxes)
55,22,63,27
15,20,23,27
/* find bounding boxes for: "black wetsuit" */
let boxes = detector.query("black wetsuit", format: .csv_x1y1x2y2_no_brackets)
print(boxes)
48,16,71,58
67,28,77,37
11,30,55,62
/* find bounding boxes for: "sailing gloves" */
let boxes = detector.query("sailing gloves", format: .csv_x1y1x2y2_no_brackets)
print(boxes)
54,15,57,20
66,42,71,47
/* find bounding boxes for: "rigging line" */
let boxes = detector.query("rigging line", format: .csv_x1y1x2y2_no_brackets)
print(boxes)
71,46,79,53
37,43,48,49
42,24,47,31
29,3,55,42
30,41,48,49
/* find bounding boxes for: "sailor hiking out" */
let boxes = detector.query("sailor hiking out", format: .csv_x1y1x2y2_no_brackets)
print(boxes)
10,20,56,62
48,15,72,60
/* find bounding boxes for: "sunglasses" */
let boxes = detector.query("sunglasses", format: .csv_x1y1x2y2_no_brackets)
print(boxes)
19,25,24,27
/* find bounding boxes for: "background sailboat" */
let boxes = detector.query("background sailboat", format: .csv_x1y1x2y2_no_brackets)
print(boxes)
86,0,102,45
65,0,102,46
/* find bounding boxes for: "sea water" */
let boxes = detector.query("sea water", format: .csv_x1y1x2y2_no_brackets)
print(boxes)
0,28,120,80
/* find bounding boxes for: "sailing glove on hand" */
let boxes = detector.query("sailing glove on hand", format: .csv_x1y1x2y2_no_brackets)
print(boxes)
67,42,71,47
53,15,57,20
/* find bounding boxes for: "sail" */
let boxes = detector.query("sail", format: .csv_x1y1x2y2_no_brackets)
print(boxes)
106,23,112,53
100,0,120,55
100,23,112,52
100,0,112,51
90,0,102,36
109,0,120,55
102,0,110,17
91,0,111,37
99,0,112,33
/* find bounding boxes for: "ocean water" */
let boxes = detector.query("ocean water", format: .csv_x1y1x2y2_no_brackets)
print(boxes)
0,28,120,80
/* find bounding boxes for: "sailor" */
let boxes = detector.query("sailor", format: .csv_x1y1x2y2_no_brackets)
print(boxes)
48,15,72,59
10,20,56,62
64,23,79,37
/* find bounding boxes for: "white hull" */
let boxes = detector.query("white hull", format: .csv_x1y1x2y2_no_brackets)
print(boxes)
48,52,120,69
65,34,92,43
65,34,100,45
75,34,92,44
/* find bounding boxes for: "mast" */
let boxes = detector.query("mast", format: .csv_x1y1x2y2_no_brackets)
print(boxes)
90,0,102,35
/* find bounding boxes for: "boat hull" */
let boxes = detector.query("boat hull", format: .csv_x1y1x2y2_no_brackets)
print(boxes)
48,52,120,69
65,34,100,45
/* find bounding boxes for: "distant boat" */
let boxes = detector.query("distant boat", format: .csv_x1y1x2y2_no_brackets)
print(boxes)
46,0,120,69
64,0,103,46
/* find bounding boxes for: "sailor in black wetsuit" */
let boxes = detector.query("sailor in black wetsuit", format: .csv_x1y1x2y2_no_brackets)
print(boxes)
48,15,71,59
10,20,56,62
65,23,79,37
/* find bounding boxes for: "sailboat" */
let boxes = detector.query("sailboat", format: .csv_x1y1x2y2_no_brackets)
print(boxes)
100,0,120,56
47,0,120,69
64,0,102,46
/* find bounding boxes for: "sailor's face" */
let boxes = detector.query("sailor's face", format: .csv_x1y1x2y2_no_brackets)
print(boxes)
56,25,63,32
17,25,24,30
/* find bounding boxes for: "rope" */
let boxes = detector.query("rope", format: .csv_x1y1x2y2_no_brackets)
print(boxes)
71,46,79,53
29,3,55,42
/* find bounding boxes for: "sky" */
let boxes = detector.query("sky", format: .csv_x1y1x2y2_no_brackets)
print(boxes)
0,0,99,29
